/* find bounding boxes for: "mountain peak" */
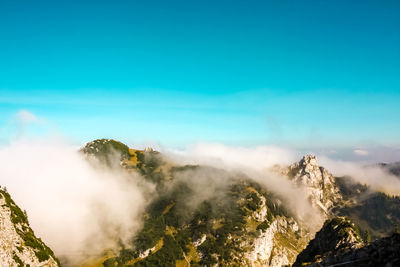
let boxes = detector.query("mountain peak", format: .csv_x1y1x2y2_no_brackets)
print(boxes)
286,155,341,214
299,154,318,168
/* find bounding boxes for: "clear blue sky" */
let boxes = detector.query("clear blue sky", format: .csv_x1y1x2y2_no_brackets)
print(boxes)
0,1,399,153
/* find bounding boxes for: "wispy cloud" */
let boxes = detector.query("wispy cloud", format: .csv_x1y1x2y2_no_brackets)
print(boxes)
353,149,369,156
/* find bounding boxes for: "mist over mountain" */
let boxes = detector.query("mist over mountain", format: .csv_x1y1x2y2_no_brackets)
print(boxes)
1,0,399,265
0,138,399,266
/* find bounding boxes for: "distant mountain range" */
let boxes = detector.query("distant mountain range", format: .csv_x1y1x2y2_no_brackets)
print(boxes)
377,162,400,177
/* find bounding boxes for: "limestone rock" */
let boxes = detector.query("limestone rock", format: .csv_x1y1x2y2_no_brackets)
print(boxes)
285,155,341,215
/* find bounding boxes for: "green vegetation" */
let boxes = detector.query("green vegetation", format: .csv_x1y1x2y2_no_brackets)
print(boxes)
135,235,184,266
1,190,29,225
107,166,290,266
13,253,23,267
81,138,130,165
246,192,261,211
256,220,270,232
336,191,400,240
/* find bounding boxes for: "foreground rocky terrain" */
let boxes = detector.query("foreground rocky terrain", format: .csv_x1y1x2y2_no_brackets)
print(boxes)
0,188,59,266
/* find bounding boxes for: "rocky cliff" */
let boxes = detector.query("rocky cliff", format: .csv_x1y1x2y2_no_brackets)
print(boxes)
0,187,59,267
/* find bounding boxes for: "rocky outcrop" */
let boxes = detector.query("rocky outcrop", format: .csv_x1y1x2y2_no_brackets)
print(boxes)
241,191,308,267
285,155,341,215
244,216,306,267
0,188,59,266
295,222,400,267
293,217,364,267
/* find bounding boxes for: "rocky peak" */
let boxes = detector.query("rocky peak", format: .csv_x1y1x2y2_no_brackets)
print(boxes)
289,155,328,186
285,155,341,215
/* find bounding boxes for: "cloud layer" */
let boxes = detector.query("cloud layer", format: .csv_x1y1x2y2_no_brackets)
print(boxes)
0,138,153,264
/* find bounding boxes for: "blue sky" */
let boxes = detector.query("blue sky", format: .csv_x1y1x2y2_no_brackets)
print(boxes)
0,1,399,157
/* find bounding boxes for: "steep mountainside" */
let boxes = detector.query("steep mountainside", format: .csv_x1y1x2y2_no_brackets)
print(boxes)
333,176,400,240
102,166,310,267
0,187,59,267
293,217,364,266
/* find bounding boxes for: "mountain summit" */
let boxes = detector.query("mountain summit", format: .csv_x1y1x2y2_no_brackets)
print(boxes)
285,155,341,214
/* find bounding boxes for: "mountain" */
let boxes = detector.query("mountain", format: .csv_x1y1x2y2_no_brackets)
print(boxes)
293,217,364,266
333,176,400,240
294,217,400,267
377,162,400,177
1,138,397,267
79,139,400,267
82,140,317,266
0,187,59,266
283,155,341,215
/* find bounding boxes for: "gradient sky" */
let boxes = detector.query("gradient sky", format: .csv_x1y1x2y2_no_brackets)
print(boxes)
0,1,399,157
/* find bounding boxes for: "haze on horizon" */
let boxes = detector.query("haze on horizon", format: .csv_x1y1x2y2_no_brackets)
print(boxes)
1,0,399,162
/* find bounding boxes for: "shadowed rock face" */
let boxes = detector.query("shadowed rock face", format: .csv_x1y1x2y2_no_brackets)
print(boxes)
293,217,363,267
295,228,400,267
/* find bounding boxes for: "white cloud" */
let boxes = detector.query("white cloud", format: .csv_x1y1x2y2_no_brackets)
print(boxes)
353,149,369,156
0,138,154,264
164,142,298,171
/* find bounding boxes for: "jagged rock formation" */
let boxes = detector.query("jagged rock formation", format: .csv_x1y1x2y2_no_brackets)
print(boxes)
284,155,341,215
293,217,363,266
294,217,400,267
0,188,59,267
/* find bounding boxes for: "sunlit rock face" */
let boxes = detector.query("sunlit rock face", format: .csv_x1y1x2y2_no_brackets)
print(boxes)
0,188,59,267
285,155,341,215
241,191,308,267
